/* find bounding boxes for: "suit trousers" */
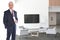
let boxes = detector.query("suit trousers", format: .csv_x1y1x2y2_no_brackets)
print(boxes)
6,25,16,40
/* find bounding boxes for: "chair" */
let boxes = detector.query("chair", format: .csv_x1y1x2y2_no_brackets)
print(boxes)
46,27,56,34
39,27,47,33
19,26,29,36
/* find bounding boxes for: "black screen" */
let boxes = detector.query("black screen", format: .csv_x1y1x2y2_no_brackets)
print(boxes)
24,14,39,23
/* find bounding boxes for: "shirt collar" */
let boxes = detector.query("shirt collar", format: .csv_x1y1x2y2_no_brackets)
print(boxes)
9,9,14,13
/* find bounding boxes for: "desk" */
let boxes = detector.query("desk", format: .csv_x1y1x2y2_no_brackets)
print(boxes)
28,28,39,37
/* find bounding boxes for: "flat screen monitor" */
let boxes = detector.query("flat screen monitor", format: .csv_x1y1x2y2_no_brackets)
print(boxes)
24,14,39,23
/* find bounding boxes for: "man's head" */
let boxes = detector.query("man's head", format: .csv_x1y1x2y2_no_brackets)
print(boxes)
8,1,14,9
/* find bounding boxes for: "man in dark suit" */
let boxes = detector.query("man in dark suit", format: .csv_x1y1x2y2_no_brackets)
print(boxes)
3,1,18,40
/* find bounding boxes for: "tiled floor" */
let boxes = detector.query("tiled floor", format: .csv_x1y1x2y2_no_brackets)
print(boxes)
16,33,60,40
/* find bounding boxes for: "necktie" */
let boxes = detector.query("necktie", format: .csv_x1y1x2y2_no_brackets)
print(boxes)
12,10,16,22
12,10,14,17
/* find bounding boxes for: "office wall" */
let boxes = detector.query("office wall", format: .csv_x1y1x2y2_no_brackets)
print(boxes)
15,0,48,29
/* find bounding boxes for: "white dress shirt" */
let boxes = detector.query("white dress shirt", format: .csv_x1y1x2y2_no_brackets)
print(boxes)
10,9,16,23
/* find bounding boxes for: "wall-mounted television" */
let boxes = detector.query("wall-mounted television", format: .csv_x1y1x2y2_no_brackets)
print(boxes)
24,14,39,23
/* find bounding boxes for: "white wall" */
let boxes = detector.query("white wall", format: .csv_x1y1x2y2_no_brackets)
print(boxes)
0,0,48,40
15,0,49,29
0,0,16,40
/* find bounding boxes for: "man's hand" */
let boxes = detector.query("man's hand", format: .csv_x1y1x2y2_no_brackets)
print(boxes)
15,20,18,23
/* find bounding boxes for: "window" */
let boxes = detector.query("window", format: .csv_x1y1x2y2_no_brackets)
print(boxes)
24,14,39,23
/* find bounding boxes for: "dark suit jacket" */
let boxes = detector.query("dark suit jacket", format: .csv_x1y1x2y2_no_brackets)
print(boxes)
3,9,18,29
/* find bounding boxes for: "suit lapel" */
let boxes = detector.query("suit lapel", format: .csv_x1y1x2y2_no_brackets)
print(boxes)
8,9,16,20
8,9,13,19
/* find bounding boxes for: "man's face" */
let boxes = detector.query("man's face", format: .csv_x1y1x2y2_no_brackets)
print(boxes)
9,2,14,9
